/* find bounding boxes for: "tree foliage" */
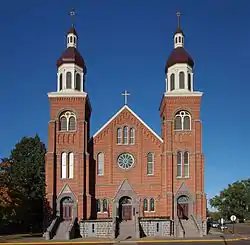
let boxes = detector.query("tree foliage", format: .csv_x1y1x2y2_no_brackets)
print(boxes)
0,135,46,234
209,179,250,220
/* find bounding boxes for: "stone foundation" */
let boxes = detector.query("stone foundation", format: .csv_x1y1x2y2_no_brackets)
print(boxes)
139,217,173,237
80,219,113,238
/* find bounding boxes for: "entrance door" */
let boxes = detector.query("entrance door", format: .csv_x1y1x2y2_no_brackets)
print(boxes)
61,197,73,221
177,203,188,219
122,205,132,221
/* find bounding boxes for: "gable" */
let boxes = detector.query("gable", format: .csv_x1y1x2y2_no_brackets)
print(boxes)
93,105,163,143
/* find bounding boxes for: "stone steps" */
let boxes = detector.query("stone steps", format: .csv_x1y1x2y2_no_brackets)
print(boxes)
117,221,136,240
53,220,70,240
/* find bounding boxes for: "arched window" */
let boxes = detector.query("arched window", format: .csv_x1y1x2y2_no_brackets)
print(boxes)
175,37,177,44
96,199,101,213
177,151,182,177
59,111,76,131
188,73,191,91
178,36,181,43
75,73,81,91
143,199,148,211
129,128,135,144
149,198,155,212
174,111,191,131
117,128,122,144
66,72,72,89
184,151,189,177
61,152,67,179
179,72,185,89
103,199,108,212
59,74,63,91
123,126,128,144
170,74,175,91
69,116,76,131
97,152,104,176
68,152,74,179
147,152,154,175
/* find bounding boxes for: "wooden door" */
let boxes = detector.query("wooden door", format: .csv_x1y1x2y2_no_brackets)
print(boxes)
122,205,132,220
177,203,188,219
62,204,72,220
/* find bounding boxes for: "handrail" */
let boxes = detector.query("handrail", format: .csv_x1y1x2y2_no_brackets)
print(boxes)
66,218,77,240
190,214,202,235
45,216,60,240
177,215,185,237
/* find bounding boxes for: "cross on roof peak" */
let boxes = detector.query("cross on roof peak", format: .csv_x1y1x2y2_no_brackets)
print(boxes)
121,90,130,105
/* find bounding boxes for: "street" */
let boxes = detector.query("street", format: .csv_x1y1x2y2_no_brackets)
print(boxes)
228,223,250,235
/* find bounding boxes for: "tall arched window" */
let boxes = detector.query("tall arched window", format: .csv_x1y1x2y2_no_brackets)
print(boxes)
129,128,135,144
179,72,185,89
75,73,81,91
103,199,108,212
184,151,189,177
143,199,148,211
97,152,104,176
117,128,122,144
170,74,175,91
66,72,72,89
149,198,155,212
61,152,67,179
174,111,191,131
188,73,191,91
123,126,128,144
96,199,101,213
177,151,182,177
68,152,74,179
147,152,154,175
59,74,63,91
59,111,76,131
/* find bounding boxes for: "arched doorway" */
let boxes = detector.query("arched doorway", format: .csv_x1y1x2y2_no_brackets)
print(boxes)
60,197,74,221
177,195,189,220
119,196,132,221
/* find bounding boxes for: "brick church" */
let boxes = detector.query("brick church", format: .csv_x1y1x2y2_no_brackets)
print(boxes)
45,13,207,240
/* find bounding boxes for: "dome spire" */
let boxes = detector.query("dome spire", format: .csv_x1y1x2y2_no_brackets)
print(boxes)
67,8,78,49
174,11,184,49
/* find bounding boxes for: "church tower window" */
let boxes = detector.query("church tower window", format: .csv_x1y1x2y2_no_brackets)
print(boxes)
183,151,189,177
123,126,128,144
177,151,182,177
75,73,81,91
117,128,122,144
179,71,185,89
147,152,154,175
170,74,175,91
143,199,148,211
103,199,108,212
188,73,191,91
129,128,135,144
60,116,67,131
66,72,72,89
149,198,155,211
59,111,76,131
97,152,104,176
59,74,63,91
68,152,74,179
174,111,191,131
96,199,101,213
61,152,67,179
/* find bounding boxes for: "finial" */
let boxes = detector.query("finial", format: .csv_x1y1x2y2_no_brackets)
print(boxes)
176,11,181,29
69,8,76,27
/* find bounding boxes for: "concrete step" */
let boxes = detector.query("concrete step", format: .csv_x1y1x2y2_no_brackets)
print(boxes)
118,221,136,240
53,220,70,240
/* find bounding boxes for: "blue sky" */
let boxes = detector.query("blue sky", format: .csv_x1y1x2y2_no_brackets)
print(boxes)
0,0,249,205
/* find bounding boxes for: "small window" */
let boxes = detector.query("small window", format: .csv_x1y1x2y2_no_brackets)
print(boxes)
59,74,63,90
143,199,148,211
96,199,101,213
59,111,76,131
123,126,128,144
129,128,135,144
117,128,122,144
175,37,177,44
188,74,191,91
179,72,185,89
156,223,159,232
66,72,72,89
174,111,191,131
170,74,175,91
68,152,74,179
70,36,73,43
179,36,181,43
184,151,189,177
103,199,108,212
61,152,67,179
149,198,155,211
68,116,76,131
97,152,104,176
92,223,95,233
75,73,81,91
174,116,182,130
60,116,67,131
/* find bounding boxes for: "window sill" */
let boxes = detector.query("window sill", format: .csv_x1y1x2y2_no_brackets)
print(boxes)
144,211,155,213
176,176,190,179
147,174,154,176
97,174,104,177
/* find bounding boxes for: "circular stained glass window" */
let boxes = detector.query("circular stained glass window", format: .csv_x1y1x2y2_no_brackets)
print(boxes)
117,153,135,170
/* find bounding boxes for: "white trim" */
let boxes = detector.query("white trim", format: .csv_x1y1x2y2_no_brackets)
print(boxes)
93,105,163,143
164,91,203,97
48,91,87,98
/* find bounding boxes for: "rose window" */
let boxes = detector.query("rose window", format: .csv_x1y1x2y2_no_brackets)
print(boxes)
117,153,135,170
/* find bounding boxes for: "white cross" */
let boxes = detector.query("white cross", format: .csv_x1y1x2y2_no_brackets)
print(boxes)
69,8,76,27
122,90,130,105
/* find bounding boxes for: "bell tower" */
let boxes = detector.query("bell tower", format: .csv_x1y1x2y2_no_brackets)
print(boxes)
45,10,92,221
160,12,206,229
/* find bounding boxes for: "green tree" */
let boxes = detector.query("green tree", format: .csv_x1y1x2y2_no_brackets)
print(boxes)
6,134,46,232
210,179,250,220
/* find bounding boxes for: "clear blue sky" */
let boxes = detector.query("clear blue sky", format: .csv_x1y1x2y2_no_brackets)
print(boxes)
0,0,249,205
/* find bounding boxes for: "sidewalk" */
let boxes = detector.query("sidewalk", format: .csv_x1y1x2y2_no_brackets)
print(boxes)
0,233,248,244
